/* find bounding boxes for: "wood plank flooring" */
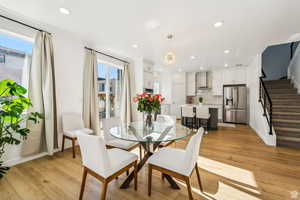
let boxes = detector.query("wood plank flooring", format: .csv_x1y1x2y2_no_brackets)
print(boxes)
1,125,300,200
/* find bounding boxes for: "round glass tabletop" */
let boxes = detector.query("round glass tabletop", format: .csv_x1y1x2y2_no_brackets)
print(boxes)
109,121,192,143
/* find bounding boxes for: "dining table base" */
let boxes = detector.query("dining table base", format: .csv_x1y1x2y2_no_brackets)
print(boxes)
120,142,180,190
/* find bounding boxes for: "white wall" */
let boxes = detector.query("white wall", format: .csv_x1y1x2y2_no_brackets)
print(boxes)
247,55,276,146
288,44,300,93
1,11,143,166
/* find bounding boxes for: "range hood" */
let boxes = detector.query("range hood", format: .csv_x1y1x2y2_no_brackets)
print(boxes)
196,71,210,90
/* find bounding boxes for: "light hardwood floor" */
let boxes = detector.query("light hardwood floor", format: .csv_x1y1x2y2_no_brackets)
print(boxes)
1,125,300,200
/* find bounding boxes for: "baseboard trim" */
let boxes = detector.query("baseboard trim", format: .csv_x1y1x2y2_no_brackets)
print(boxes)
3,148,62,167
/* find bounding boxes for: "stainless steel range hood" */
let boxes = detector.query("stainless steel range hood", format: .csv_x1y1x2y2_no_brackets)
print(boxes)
196,71,210,90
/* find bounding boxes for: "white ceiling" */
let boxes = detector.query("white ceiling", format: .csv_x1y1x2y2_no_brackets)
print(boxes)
1,0,300,72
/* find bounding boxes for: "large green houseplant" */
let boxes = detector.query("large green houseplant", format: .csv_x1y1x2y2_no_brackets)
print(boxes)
0,80,42,178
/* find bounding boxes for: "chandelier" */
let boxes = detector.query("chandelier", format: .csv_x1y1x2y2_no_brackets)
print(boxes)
164,52,176,64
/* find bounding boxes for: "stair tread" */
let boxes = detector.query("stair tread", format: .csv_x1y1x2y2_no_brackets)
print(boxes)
273,105,300,108
273,119,300,123
277,136,300,142
273,112,300,115
273,98,300,101
276,127,300,132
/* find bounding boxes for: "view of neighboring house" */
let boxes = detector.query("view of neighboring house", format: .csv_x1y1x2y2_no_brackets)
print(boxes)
0,45,31,85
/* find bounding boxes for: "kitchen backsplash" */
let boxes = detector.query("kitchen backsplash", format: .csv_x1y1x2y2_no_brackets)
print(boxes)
187,90,223,105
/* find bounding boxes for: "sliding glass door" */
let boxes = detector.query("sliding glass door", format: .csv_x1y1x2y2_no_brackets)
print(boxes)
97,62,123,120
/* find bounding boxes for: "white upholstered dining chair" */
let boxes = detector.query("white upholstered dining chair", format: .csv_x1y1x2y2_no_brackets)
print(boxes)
61,114,93,158
102,117,142,159
148,128,204,200
77,134,138,200
156,114,177,148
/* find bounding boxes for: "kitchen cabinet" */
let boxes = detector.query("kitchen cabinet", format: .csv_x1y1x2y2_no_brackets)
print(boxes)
186,72,196,96
144,71,154,89
223,67,247,85
212,70,223,96
171,72,186,119
212,67,247,96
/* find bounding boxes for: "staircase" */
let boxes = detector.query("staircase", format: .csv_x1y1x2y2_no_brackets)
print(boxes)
265,79,300,148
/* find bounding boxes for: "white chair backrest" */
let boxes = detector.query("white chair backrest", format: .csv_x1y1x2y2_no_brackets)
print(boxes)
102,117,121,142
77,134,110,175
181,106,195,118
196,106,210,119
62,114,84,132
156,115,176,125
183,128,204,174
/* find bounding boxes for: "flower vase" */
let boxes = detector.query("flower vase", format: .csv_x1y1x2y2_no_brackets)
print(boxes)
144,112,153,130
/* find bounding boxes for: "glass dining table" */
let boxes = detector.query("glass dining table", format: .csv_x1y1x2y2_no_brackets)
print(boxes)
110,121,193,189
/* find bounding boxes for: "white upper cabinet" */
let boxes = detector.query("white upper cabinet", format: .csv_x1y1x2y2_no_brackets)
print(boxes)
222,67,247,85
186,72,196,96
144,71,154,89
212,67,247,96
212,70,223,96
143,61,154,89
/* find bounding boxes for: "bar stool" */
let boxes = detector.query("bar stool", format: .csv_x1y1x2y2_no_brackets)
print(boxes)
181,106,196,129
196,106,210,134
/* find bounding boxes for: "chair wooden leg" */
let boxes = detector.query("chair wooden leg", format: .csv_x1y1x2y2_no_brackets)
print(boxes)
195,163,203,192
72,138,76,158
134,161,138,191
139,145,142,160
100,181,108,200
148,164,152,196
61,135,65,152
126,170,129,176
161,173,165,181
185,177,193,200
79,167,88,200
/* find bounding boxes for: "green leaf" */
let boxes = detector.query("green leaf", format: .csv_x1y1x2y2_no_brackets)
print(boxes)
0,80,14,97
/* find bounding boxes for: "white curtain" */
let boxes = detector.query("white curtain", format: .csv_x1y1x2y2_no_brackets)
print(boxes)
23,32,58,156
83,49,100,135
120,63,132,124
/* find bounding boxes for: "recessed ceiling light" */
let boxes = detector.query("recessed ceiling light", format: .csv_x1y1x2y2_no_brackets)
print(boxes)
224,64,229,67
166,34,174,40
224,50,230,54
59,7,70,15
190,56,196,60
132,44,138,48
214,21,223,28
145,20,161,30
200,66,204,70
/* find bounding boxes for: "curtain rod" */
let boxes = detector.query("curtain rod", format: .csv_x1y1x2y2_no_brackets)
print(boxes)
0,14,51,35
85,47,129,64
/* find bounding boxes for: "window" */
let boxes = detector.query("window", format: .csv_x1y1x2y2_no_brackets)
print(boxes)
0,30,33,89
97,62,123,120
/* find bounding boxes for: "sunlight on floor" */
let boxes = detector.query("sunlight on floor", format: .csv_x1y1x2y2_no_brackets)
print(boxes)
198,156,258,188
176,180,261,200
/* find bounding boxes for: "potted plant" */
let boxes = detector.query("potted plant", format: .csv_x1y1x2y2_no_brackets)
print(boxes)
198,97,204,105
133,93,165,128
0,80,43,178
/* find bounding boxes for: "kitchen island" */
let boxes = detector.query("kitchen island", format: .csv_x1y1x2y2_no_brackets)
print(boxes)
180,104,222,130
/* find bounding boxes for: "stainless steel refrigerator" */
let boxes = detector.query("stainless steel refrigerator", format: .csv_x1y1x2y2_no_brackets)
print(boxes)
223,84,247,124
